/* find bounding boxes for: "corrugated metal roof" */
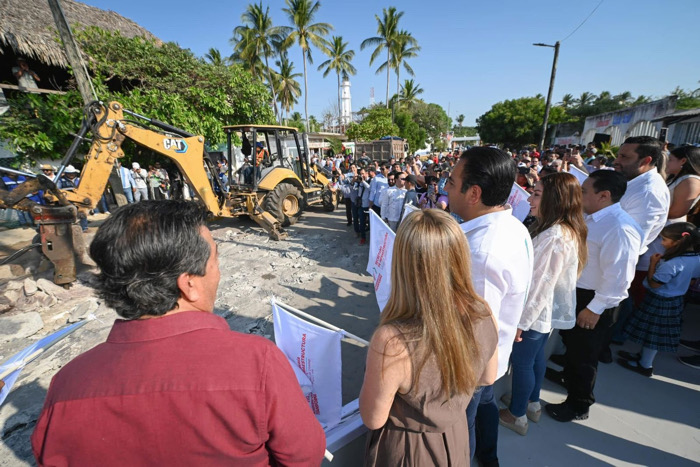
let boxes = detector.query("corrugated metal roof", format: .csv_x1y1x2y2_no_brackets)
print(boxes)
652,108,700,122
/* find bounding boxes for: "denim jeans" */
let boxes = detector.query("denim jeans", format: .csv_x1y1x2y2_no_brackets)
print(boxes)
466,384,498,463
122,187,134,203
509,329,549,417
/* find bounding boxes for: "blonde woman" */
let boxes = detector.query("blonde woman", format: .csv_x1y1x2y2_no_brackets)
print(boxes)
359,209,498,466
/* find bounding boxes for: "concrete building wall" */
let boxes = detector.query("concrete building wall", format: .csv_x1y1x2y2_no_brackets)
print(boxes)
580,96,677,146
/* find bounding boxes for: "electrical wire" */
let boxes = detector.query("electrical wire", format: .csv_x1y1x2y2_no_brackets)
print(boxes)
561,0,605,42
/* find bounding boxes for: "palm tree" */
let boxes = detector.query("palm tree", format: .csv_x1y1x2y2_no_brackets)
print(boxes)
204,47,226,66
230,28,264,78
577,91,596,108
558,93,576,109
308,115,320,132
390,31,420,104
232,2,287,122
273,54,302,124
399,79,423,109
282,0,333,132
633,95,652,105
614,91,633,105
456,114,465,127
317,36,356,129
596,91,612,103
361,7,408,109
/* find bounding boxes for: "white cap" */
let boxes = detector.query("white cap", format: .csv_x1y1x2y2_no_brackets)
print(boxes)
64,165,79,174
132,162,140,169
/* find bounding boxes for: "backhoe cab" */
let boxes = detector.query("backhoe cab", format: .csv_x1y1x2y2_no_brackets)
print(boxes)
222,125,335,228
0,101,334,284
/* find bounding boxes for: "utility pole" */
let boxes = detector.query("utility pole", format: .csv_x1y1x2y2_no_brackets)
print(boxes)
47,0,95,105
534,41,560,152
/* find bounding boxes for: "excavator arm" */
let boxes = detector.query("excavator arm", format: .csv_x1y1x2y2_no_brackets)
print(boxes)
0,101,286,284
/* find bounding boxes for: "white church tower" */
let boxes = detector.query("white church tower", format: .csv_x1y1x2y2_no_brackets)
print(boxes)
340,74,352,126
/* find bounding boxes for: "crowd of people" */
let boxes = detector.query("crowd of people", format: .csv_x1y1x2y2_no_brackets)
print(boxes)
357,138,700,465
21,137,700,466
1,159,182,231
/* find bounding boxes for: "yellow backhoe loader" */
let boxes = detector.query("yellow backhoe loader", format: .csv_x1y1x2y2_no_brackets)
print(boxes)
0,101,335,284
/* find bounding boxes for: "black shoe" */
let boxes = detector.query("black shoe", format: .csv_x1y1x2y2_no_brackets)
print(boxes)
549,353,566,367
346,222,352,226
617,358,653,377
678,355,700,369
618,350,641,361
544,368,567,389
599,346,613,364
545,402,589,422
679,339,700,353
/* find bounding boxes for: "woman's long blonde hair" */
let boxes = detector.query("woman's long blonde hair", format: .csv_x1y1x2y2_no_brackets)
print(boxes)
378,209,492,398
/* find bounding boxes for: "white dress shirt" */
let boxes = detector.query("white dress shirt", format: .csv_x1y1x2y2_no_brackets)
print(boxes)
460,207,534,379
380,186,406,223
619,168,670,269
519,224,579,333
577,203,643,314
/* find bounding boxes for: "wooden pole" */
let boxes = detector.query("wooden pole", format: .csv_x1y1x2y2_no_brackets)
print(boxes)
46,0,95,105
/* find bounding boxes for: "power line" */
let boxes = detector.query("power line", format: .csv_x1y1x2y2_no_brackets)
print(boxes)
561,0,605,42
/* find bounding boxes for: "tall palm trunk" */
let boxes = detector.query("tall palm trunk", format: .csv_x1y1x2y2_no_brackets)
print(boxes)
302,52,309,132
385,48,391,108
337,72,341,132
264,54,280,123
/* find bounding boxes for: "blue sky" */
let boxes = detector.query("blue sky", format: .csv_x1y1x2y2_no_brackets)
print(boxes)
81,0,700,126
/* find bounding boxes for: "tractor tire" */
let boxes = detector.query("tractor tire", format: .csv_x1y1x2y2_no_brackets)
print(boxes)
263,182,304,226
322,189,336,212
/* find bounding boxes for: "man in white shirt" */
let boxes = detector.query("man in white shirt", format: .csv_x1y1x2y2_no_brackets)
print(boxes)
546,170,642,422
446,147,534,466
131,162,149,202
609,136,670,348
380,171,406,231
368,164,389,216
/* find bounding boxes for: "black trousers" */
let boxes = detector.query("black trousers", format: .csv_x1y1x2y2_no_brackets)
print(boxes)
560,288,616,412
344,198,353,224
371,205,381,217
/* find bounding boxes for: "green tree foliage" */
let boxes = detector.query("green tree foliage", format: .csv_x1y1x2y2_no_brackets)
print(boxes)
411,101,452,147
317,35,356,125
476,96,567,147
0,27,274,161
273,53,302,123
232,2,287,122
452,126,478,137
361,7,415,109
282,0,332,132
394,110,426,152
672,86,700,110
345,106,398,141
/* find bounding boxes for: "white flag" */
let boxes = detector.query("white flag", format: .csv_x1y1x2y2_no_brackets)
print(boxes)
401,203,420,222
272,300,342,429
508,183,531,222
568,165,589,184
367,210,395,312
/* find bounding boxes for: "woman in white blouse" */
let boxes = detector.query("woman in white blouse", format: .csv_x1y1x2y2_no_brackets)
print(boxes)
499,172,588,435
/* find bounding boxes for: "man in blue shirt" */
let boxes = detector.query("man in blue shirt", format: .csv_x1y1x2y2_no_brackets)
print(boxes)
116,160,136,203
368,164,389,217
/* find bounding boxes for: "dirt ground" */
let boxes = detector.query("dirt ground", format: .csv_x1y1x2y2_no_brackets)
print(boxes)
0,206,377,466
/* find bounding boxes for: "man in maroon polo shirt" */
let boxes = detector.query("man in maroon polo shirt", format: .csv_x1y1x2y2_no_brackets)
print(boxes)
31,200,325,466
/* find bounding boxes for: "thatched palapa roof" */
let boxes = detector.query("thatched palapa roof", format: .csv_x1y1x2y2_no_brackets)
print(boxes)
0,0,158,67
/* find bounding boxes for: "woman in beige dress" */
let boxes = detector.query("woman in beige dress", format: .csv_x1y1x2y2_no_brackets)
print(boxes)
359,209,498,466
